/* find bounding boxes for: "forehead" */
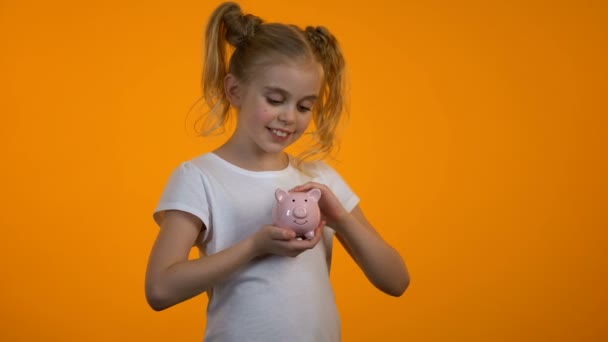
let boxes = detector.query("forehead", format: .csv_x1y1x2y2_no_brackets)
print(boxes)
249,60,324,96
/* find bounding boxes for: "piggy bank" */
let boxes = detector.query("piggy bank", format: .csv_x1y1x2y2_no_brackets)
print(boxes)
272,188,322,240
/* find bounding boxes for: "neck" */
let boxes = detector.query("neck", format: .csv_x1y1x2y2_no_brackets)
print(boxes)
214,139,288,172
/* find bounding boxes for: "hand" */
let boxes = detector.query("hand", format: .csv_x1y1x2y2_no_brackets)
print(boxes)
290,182,349,230
250,220,326,258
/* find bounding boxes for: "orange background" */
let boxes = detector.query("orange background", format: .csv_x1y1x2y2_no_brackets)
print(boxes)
2,0,607,341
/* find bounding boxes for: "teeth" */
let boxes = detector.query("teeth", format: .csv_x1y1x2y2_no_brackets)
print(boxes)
271,129,288,137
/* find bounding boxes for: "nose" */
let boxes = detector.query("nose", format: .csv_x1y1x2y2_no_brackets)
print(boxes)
293,207,307,219
278,106,296,125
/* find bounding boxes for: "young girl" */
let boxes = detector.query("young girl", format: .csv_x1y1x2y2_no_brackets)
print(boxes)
145,2,409,341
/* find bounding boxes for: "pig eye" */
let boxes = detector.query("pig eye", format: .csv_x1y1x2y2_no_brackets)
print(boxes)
305,199,308,202
292,199,295,202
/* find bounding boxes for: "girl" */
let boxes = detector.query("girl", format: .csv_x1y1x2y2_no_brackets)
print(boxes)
145,2,409,341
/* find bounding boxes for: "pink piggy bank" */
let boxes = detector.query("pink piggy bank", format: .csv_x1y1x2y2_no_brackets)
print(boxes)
272,188,322,240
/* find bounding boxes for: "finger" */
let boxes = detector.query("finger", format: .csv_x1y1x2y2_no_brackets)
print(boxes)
293,228,323,250
316,220,327,230
306,231,323,248
307,221,325,241
290,182,320,192
309,230,323,246
270,227,296,241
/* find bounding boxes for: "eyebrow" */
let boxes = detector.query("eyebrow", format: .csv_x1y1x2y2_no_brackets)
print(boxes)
263,86,318,101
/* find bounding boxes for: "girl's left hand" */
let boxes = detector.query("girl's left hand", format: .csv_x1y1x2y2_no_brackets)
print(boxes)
290,182,349,229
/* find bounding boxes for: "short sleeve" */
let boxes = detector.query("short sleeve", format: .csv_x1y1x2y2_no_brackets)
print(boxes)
153,162,210,231
314,161,360,213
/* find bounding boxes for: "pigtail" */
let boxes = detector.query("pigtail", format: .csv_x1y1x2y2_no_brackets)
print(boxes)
302,26,348,161
198,2,262,135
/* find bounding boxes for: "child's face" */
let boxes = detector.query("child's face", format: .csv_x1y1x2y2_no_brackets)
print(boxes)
233,60,323,156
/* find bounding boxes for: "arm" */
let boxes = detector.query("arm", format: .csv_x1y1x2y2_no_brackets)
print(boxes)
334,205,410,297
291,183,410,297
145,210,325,311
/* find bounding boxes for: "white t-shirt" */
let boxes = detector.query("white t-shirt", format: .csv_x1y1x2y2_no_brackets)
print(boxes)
153,153,359,342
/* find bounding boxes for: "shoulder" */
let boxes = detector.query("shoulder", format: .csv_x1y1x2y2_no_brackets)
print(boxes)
161,154,218,193
167,153,219,180
154,155,215,231
187,152,217,173
298,158,343,183
164,161,203,187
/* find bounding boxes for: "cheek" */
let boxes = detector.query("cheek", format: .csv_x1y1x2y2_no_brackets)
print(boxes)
243,103,275,125
253,102,276,122
297,114,313,130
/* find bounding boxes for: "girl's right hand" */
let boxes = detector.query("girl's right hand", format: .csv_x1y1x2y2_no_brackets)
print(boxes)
250,220,325,258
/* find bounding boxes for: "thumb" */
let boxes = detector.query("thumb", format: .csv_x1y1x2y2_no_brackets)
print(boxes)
271,226,296,241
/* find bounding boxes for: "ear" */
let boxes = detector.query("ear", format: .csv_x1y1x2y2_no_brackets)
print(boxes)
275,188,289,202
224,73,242,108
308,188,322,202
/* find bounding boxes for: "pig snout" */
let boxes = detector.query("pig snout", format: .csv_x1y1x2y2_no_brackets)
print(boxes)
293,206,307,219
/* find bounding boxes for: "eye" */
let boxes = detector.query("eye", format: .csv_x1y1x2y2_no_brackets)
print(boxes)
266,97,284,105
297,105,312,113
292,199,295,202
304,199,308,202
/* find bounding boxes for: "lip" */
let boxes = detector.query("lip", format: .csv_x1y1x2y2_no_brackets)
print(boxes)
267,127,294,134
267,127,293,141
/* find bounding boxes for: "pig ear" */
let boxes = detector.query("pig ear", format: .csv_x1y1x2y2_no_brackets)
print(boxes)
308,188,322,201
275,188,289,202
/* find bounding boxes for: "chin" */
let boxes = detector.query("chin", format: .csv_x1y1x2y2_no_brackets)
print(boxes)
266,140,297,154
263,144,290,154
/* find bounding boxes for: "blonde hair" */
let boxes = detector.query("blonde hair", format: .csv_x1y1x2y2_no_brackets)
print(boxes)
195,2,348,164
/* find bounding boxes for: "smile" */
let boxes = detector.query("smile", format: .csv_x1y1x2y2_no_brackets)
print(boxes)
293,219,308,225
268,127,292,138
